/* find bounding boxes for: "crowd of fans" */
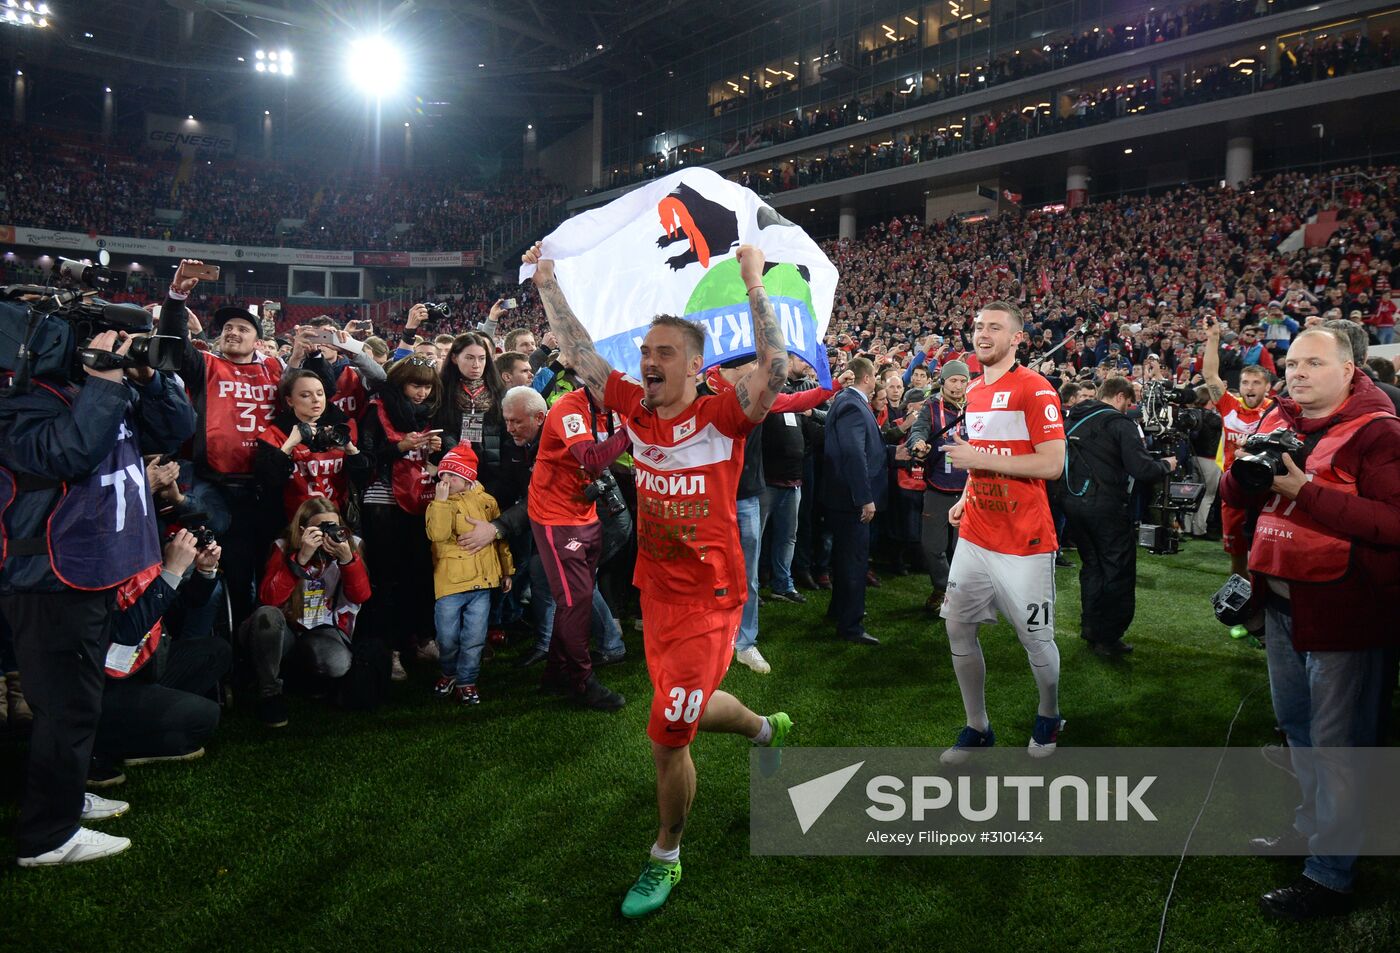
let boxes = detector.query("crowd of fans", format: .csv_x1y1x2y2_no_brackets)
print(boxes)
737,31,1392,194
602,0,1384,192
0,127,564,251
716,0,1317,157
1,163,1396,892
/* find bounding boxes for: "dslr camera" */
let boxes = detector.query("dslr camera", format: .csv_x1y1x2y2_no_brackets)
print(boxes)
1231,430,1306,492
177,512,219,552
583,470,628,517
0,250,182,387
420,301,451,326
298,421,352,452
322,523,349,544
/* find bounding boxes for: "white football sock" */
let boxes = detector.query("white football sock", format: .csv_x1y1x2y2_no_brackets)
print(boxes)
750,717,773,746
945,620,989,733
650,842,680,864
1017,628,1061,719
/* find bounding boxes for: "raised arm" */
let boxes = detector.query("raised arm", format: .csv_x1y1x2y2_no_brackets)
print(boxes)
1201,315,1226,404
522,242,612,402
734,245,789,423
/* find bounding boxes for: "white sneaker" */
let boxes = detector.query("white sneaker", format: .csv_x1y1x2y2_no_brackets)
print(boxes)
414,641,440,664
16,827,131,867
390,651,408,682
736,646,771,675
81,792,130,821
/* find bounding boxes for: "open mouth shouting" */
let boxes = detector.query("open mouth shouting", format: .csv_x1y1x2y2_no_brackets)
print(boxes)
643,369,665,400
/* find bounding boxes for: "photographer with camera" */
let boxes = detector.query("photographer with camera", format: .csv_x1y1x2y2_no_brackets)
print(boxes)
254,369,369,522
1219,327,1400,920
0,274,197,866
906,360,970,614
242,498,372,728
1202,315,1287,578
1060,377,1176,657
91,527,229,787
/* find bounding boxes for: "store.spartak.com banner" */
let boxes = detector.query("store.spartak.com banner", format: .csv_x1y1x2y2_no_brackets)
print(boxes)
519,168,838,386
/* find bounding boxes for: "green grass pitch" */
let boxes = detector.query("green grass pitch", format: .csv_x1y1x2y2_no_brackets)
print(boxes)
2,542,1396,952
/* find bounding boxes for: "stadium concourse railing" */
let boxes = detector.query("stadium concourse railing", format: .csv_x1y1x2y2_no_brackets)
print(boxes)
480,199,571,273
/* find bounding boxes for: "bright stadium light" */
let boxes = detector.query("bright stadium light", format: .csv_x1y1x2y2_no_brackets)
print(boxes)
253,47,293,78
346,35,405,97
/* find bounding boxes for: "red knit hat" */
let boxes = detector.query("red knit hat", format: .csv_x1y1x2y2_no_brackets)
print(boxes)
437,444,478,483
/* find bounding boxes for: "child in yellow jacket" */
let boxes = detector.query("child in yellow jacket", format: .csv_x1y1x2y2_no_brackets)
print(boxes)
425,444,514,705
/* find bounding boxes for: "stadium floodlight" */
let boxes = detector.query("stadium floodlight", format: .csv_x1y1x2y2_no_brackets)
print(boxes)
3,0,51,28
346,35,405,97
253,48,293,78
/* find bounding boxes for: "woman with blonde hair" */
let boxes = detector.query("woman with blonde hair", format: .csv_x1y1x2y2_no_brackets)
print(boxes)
241,498,371,727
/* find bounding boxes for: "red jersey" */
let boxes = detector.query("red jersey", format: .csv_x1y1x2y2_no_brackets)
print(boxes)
960,364,1064,556
529,388,603,527
200,353,284,476
331,364,369,422
1214,391,1284,469
605,371,755,608
257,420,359,519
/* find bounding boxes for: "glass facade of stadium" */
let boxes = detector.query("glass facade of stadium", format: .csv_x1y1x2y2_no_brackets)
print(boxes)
593,0,1400,195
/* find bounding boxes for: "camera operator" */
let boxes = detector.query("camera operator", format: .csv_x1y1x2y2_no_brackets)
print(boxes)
1202,315,1286,578
525,384,630,710
1220,328,1400,921
91,528,229,787
1060,377,1175,657
1,318,196,867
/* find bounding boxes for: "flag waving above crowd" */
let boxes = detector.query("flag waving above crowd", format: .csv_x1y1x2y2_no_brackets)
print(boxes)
519,168,839,386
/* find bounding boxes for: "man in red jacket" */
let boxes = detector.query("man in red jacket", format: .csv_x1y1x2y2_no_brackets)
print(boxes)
1220,327,1400,921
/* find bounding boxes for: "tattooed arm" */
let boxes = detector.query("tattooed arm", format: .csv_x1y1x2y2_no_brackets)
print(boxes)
733,245,790,423
522,242,612,402
1200,314,1227,406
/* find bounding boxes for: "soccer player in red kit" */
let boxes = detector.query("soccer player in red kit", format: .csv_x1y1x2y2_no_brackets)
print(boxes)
937,301,1067,763
523,240,792,919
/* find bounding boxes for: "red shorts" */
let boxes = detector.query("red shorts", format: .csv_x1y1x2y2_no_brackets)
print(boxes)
641,595,740,747
1221,501,1247,555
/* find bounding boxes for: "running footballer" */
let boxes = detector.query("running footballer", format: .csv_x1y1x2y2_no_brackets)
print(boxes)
523,240,792,919
937,301,1067,763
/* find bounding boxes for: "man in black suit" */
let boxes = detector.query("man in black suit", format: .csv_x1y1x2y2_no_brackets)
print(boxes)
820,357,886,645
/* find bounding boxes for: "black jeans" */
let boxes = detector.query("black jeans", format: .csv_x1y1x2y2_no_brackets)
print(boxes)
1,588,115,856
824,508,870,638
1062,495,1137,644
360,503,435,653
920,489,960,592
95,637,229,761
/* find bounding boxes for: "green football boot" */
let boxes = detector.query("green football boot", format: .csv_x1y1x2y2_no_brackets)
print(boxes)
621,859,682,919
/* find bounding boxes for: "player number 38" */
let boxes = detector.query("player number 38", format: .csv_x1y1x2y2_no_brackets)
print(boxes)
664,687,705,724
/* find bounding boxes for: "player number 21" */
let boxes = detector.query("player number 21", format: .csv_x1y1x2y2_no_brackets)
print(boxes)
664,687,704,724
1025,601,1052,628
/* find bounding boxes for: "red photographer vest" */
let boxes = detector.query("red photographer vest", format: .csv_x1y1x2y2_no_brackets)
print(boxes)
0,381,162,590
257,420,358,518
331,365,368,422
105,564,163,679
371,400,435,514
201,354,283,476
1248,411,1394,584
